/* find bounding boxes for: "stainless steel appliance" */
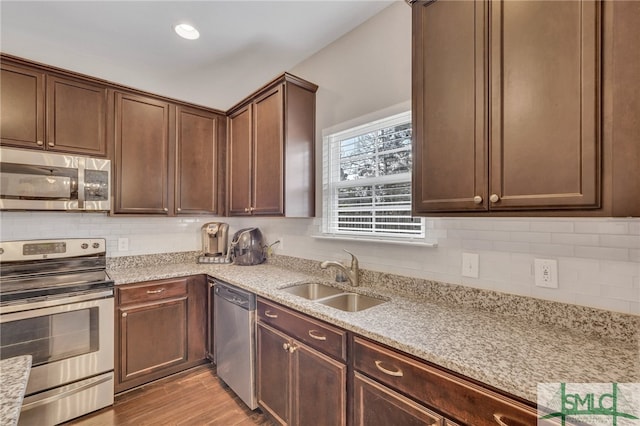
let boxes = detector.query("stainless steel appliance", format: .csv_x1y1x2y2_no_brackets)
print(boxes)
214,279,257,410
198,222,230,264
0,147,111,211
0,238,115,425
229,227,266,266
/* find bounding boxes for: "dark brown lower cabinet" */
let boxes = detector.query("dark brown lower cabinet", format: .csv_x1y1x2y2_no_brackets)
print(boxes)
115,275,207,393
353,372,442,426
256,306,347,426
257,322,346,426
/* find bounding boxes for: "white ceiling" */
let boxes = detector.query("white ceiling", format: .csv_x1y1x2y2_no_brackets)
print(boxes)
0,1,395,110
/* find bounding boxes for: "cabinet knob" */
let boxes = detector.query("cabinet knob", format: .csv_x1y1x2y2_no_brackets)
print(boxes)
163,208,168,212
122,312,128,318
244,207,250,213
473,196,483,204
489,194,500,203
48,142,55,147
177,208,181,212
282,343,290,351
250,207,255,212
36,140,44,146
288,344,297,353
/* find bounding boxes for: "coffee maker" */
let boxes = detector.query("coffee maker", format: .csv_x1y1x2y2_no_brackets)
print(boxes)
198,222,230,264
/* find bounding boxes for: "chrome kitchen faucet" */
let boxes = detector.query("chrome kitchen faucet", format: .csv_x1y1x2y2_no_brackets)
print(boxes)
320,250,360,287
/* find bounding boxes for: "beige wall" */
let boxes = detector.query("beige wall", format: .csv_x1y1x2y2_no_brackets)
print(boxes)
289,1,412,215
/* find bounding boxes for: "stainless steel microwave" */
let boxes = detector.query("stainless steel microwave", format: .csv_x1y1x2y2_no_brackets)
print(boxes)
0,147,111,211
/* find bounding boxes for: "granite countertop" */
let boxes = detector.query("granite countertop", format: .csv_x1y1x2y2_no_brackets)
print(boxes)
108,262,640,403
0,355,32,426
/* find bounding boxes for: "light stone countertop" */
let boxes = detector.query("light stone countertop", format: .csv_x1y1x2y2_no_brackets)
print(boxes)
108,262,640,404
0,355,32,426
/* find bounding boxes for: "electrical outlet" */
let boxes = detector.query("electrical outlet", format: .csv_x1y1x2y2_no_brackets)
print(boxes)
534,259,558,288
118,237,129,252
461,252,479,278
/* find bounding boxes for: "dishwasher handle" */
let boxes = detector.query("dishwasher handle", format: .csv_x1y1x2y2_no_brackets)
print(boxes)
214,282,256,310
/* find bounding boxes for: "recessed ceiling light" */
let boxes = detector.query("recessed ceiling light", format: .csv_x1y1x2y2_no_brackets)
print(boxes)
174,23,200,40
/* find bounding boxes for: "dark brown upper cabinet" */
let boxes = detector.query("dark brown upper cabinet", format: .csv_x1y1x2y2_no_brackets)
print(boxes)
114,92,172,215
412,0,639,217
175,106,225,215
227,73,317,217
1,60,107,156
113,92,225,216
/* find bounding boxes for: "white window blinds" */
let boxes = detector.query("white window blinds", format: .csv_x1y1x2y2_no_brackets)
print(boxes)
323,111,424,239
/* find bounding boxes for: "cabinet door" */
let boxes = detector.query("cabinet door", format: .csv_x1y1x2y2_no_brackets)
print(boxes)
292,342,346,426
489,0,601,210
118,297,188,383
0,64,45,149
46,75,107,156
228,105,253,215
353,373,442,426
176,106,220,214
257,322,290,426
412,0,487,213
114,92,172,214
253,86,284,215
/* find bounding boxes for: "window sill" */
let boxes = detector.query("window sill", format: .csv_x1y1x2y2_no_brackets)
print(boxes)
312,234,437,247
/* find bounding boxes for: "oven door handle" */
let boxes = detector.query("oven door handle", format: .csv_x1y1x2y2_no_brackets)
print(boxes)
21,372,113,411
0,290,113,317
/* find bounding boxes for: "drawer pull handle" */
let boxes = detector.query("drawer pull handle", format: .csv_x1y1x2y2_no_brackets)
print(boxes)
308,330,327,341
493,414,521,426
146,288,165,294
265,310,278,319
375,360,403,377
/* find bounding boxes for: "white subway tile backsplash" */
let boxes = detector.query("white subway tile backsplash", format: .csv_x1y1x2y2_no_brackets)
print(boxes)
461,239,494,251
599,234,640,249
575,246,629,262
601,285,639,301
551,233,600,246
493,241,531,253
1,212,638,315
510,231,551,243
530,220,575,233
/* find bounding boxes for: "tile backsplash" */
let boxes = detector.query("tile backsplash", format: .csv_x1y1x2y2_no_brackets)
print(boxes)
1,211,638,315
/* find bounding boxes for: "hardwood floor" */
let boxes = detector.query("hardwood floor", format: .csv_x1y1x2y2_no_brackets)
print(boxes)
63,364,274,426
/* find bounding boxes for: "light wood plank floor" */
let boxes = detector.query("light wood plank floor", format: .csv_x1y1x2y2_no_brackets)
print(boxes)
63,364,274,426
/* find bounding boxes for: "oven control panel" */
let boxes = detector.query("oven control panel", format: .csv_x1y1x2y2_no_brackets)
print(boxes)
0,238,106,262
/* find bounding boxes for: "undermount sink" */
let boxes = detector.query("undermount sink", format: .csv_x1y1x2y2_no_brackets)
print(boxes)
281,282,345,300
281,283,386,312
317,293,386,312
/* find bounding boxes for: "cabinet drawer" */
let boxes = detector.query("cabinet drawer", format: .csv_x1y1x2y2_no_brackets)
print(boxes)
118,278,188,305
258,299,347,362
353,337,539,426
354,372,443,426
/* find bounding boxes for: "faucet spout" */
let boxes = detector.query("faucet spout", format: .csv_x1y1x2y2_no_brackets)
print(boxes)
320,250,359,287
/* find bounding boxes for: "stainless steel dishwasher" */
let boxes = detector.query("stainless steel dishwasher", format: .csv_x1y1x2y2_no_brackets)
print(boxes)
214,279,258,410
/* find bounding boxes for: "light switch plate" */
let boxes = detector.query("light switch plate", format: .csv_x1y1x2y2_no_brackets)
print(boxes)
118,237,129,252
534,258,558,288
462,252,479,278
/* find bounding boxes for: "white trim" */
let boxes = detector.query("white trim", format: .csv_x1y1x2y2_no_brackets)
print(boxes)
312,234,437,247
322,106,426,242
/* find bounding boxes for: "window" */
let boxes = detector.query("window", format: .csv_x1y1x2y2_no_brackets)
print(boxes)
323,111,424,240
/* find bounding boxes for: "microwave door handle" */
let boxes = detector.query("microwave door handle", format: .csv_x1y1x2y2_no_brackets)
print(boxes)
77,157,85,209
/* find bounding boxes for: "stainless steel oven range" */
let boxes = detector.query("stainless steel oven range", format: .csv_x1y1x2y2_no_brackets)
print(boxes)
0,238,114,426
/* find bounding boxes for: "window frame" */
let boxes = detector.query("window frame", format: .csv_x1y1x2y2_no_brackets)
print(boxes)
321,109,426,242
